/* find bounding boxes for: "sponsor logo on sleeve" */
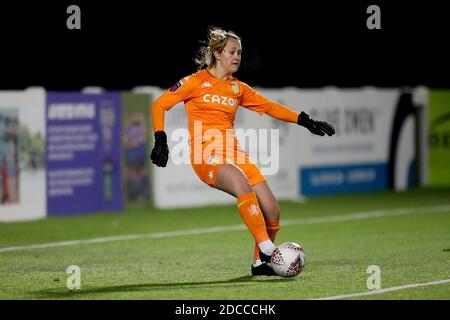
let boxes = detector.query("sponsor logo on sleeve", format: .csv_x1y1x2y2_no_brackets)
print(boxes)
169,80,184,92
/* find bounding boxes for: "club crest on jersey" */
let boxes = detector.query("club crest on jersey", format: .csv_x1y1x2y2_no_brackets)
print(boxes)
169,80,183,92
230,82,239,94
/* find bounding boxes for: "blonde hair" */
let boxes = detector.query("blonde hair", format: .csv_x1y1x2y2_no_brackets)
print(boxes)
194,27,241,70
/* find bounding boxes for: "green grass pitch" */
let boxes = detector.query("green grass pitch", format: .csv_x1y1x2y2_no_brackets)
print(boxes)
0,187,449,300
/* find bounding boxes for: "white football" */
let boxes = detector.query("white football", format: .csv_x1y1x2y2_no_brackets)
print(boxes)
270,242,306,278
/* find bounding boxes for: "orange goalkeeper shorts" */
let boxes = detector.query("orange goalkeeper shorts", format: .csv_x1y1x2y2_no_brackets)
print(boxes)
190,144,266,188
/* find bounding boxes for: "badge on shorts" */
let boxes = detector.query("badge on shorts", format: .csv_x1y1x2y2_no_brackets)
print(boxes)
207,156,220,166
230,82,239,94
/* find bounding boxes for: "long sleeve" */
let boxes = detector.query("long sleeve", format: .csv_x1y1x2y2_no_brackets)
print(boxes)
239,82,273,115
150,75,198,132
152,100,167,132
239,81,299,123
265,101,299,123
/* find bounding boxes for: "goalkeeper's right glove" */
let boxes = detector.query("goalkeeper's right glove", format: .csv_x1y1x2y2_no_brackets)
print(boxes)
150,131,169,167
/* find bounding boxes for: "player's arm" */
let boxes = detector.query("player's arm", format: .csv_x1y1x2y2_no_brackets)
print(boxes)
150,77,196,167
266,103,335,136
240,82,335,137
265,102,298,123
150,98,170,168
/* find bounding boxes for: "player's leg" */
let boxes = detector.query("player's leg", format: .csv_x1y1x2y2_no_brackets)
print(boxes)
232,160,278,275
252,181,281,266
214,163,276,257
253,181,280,222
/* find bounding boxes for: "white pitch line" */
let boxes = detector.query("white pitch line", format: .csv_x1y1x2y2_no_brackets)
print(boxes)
1,204,449,253
282,204,450,226
313,278,450,300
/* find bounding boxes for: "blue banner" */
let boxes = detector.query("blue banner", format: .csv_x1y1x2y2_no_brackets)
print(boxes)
46,92,122,215
300,163,388,196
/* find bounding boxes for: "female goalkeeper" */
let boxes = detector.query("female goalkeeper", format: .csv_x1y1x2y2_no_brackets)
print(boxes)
150,27,335,276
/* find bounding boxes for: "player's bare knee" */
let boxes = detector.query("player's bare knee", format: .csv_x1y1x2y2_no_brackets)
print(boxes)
233,175,252,196
224,164,251,195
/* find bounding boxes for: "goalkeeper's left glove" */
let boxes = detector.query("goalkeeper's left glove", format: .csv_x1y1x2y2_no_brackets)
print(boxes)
297,111,335,136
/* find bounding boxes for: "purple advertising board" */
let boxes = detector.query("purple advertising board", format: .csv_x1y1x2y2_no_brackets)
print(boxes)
46,92,122,215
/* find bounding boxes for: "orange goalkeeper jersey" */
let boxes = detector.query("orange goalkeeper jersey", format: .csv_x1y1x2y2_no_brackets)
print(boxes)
152,69,298,149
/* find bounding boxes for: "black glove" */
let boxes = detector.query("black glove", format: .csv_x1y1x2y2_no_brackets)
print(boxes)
297,111,335,136
150,131,169,167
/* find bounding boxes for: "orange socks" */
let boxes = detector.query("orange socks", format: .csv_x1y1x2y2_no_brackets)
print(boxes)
237,192,270,245
254,220,280,261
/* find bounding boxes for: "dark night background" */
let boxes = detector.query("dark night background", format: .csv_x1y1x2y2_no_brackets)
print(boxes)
0,1,449,90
